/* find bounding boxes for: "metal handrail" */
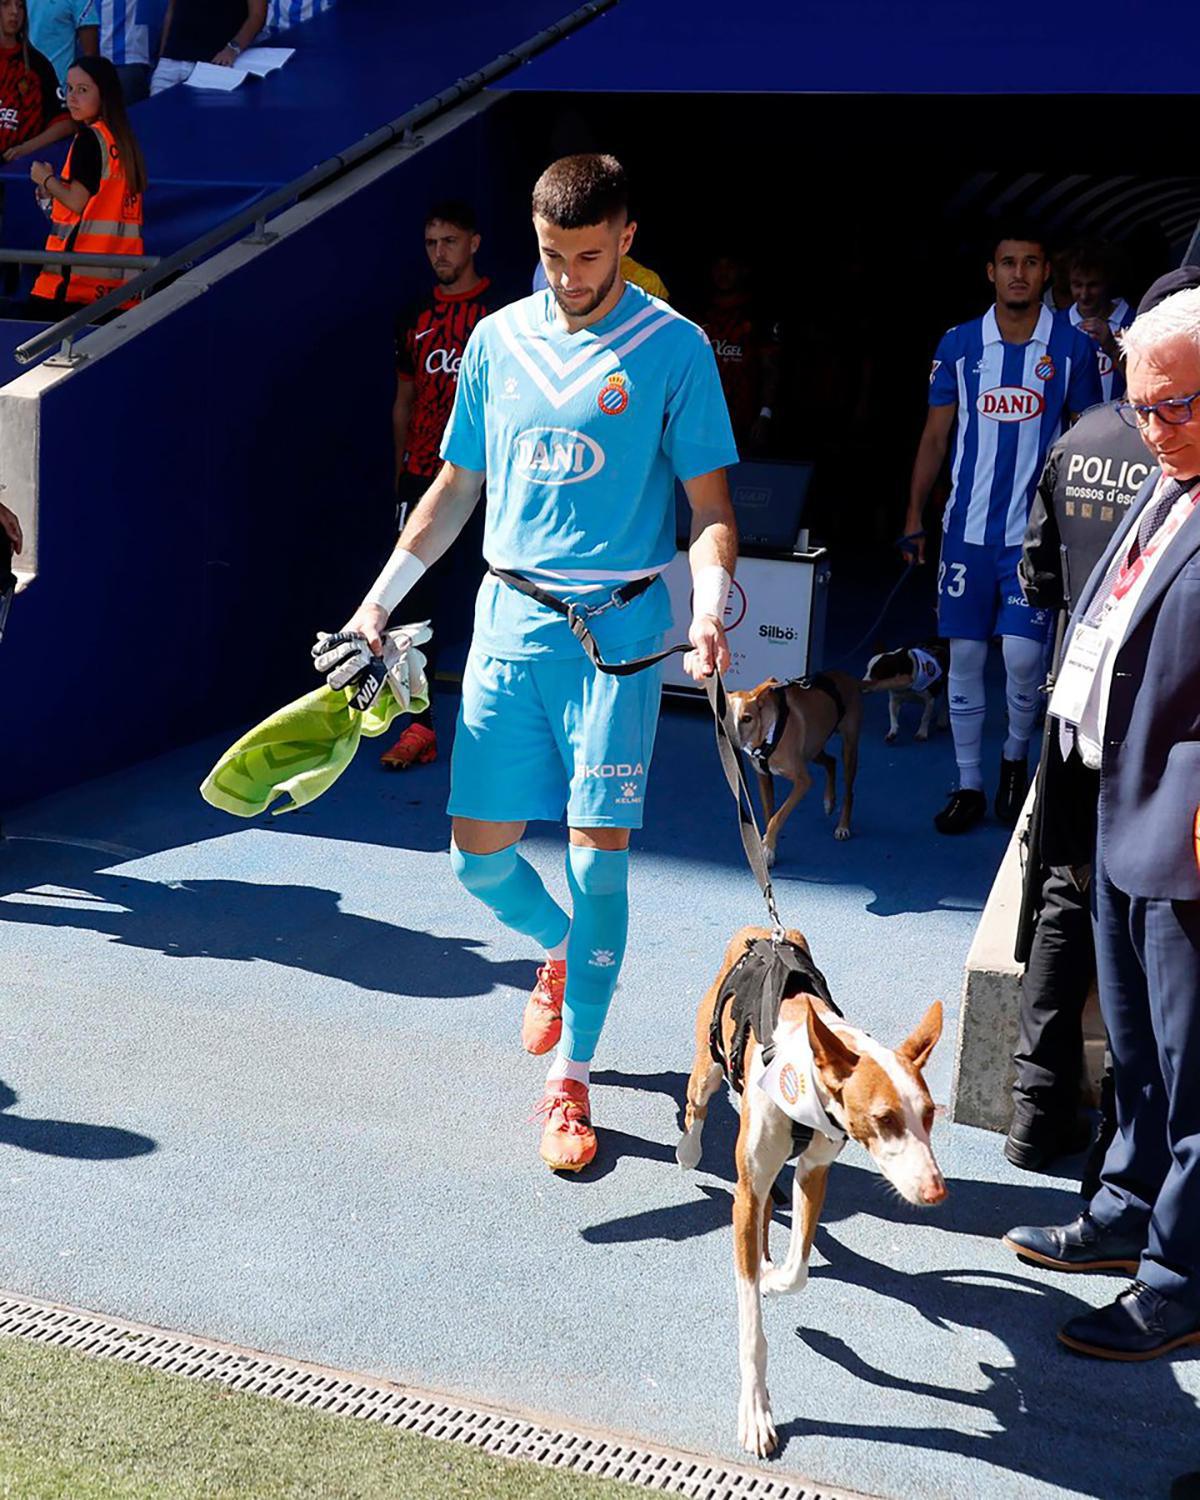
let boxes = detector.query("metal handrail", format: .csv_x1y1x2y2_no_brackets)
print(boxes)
13,0,615,367
0,249,160,269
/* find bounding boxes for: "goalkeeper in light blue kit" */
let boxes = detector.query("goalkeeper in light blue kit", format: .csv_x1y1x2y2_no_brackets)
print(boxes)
338,154,738,1171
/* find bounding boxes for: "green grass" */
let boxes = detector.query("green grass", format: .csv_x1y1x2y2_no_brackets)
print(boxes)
0,1337,637,1499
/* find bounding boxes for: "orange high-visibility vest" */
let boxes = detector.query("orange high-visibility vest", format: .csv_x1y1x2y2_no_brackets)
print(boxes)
32,118,143,306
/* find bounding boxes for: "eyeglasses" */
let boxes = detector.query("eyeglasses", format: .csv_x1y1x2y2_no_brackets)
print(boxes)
1117,388,1200,429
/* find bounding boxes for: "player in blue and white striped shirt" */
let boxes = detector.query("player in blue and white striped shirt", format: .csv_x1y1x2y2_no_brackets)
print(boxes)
1064,242,1135,402
98,0,153,103
263,0,334,35
904,226,1102,834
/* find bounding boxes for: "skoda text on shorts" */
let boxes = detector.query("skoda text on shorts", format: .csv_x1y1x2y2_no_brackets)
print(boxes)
339,154,738,1171
905,231,1103,834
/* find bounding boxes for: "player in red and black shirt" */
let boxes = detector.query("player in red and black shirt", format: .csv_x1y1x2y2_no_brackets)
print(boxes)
699,254,781,454
0,0,72,163
382,199,491,771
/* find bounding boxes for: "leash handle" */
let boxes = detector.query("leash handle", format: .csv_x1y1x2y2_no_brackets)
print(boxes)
704,671,785,942
491,567,691,676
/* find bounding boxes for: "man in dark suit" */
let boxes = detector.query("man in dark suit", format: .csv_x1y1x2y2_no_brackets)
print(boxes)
1004,283,1200,1360
1008,269,1200,1178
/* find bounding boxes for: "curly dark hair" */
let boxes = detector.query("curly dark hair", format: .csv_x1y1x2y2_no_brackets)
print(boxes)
531,154,627,229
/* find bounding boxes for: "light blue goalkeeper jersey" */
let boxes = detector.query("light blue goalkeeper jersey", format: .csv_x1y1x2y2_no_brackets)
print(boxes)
440,282,738,658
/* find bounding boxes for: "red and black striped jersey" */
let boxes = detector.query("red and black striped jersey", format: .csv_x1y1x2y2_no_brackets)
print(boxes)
701,295,781,444
0,43,65,155
395,278,491,479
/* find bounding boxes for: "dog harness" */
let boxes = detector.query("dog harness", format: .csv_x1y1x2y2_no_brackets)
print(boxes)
747,674,847,775
709,937,845,1154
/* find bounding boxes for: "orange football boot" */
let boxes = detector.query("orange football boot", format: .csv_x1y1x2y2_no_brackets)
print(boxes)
379,723,437,770
534,1078,597,1172
522,959,565,1055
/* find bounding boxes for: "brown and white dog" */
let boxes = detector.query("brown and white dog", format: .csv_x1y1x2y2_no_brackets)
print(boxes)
676,926,946,1457
861,640,950,745
728,672,863,861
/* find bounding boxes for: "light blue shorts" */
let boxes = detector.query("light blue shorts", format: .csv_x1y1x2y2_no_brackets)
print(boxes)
447,637,664,828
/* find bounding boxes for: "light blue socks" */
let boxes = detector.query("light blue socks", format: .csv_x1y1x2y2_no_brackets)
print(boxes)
449,842,570,950
449,840,630,1069
559,845,629,1064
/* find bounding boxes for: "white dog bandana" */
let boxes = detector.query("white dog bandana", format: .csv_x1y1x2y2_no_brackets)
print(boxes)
909,647,943,694
757,1023,846,1141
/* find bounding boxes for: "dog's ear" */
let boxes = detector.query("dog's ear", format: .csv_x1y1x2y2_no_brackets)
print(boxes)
897,1000,943,1071
807,1004,859,1089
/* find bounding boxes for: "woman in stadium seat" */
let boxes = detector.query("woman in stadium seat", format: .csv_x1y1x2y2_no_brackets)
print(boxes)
25,55,146,317
0,0,76,163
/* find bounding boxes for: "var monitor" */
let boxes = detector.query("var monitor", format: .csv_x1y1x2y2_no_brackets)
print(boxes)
675,459,814,553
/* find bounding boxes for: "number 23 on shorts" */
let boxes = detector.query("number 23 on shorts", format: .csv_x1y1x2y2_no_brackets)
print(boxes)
938,559,967,598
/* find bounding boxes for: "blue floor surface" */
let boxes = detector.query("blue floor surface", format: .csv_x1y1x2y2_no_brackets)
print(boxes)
2,617,1198,1499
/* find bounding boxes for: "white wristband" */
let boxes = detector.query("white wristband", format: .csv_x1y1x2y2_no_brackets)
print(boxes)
759,405,773,420
364,547,426,616
692,564,731,621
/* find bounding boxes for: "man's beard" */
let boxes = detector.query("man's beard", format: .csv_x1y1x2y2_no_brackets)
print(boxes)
1003,295,1033,312
551,260,618,318
434,265,459,285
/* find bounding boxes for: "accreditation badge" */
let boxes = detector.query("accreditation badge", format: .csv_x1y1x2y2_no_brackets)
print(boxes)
1049,623,1109,727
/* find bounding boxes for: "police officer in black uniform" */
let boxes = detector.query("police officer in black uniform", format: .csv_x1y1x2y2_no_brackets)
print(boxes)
1006,266,1200,1176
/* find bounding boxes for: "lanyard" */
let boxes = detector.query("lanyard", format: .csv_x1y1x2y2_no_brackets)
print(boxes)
1104,484,1200,611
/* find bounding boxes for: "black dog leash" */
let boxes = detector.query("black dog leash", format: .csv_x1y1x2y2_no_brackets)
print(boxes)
491,566,785,939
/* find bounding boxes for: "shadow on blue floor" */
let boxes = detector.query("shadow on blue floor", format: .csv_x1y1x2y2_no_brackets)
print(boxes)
0,868,531,1000
782,1224,1200,1500
0,1080,155,1161
6,556,1194,1500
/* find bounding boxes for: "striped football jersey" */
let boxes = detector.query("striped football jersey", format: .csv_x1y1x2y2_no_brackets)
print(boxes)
930,306,1103,548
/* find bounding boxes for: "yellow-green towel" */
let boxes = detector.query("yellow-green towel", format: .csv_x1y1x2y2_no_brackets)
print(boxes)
200,680,427,818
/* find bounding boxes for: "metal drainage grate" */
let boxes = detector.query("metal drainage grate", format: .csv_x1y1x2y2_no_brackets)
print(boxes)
0,1292,872,1500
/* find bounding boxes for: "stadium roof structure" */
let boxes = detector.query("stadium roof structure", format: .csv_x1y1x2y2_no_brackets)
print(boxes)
502,0,1197,94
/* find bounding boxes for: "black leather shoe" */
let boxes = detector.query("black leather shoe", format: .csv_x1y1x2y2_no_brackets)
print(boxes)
1059,1281,1200,1361
1004,1110,1093,1171
1002,1210,1143,1273
994,755,1029,827
934,787,986,834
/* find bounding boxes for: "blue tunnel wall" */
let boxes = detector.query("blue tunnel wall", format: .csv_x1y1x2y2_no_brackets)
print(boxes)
1,106,527,811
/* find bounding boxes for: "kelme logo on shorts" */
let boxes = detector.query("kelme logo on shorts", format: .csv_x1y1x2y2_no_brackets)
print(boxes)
976,386,1044,422
513,428,605,485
